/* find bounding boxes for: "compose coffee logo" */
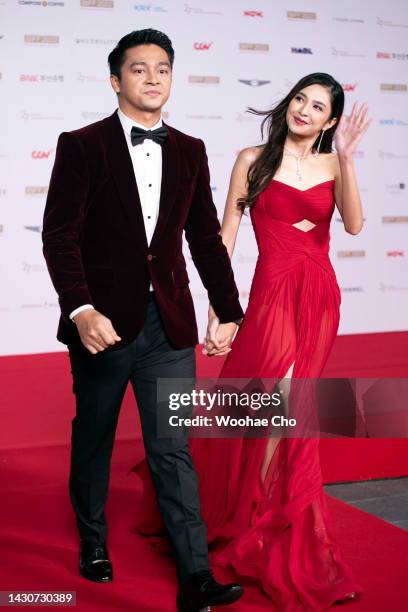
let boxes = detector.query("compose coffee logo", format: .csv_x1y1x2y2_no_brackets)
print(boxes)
188,75,220,85
382,216,408,223
32,150,53,159
24,35,59,44
238,79,270,87
380,83,407,92
337,250,366,258
193,42,213,51
80,0,114,8
287,11,316,21
239,42,269,53
25,186,48,195
291,47,313,54
18,1,65,6
243,10,263,17
386,250,404,257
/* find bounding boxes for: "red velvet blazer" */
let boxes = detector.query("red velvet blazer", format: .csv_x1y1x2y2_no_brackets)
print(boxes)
42,110,244,349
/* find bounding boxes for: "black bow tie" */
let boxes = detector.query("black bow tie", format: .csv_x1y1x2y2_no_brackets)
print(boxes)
130,125,168,146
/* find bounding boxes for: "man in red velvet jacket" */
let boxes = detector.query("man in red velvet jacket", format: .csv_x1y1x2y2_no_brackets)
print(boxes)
42,29,244,611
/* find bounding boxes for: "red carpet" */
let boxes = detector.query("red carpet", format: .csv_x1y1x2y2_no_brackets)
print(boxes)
1,440,408,611
1,331,408,609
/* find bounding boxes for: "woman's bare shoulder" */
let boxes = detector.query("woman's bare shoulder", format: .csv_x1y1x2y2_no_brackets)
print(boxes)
236,145,264,167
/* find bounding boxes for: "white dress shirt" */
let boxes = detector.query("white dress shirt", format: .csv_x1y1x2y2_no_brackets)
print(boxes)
69,107,163,321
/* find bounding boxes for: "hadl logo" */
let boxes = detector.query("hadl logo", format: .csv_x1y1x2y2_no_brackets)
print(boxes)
291,47,313,54
238,79,270,87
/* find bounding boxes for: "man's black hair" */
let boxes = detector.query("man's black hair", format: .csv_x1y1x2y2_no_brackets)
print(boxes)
108,29,174,79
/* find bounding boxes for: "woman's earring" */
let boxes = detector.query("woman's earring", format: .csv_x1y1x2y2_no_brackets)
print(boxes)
314,130,325,156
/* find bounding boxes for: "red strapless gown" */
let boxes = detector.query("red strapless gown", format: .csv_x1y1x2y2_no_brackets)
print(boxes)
132,179,363,610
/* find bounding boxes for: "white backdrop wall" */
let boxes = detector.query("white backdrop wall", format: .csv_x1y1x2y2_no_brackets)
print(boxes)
0,0,407,356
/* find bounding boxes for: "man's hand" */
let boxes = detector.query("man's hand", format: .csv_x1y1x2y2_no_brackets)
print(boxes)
202,309,238,357
73,309,121,355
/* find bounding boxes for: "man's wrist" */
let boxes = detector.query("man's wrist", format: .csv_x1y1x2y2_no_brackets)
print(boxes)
70,304,95,322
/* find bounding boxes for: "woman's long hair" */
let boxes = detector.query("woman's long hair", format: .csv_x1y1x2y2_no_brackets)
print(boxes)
238,73,345,212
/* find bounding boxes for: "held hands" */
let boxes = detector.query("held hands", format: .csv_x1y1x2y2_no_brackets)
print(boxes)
334,102,372,160
73,309,121,355
202,305,238,357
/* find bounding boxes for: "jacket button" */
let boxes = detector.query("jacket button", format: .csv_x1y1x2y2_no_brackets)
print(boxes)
147,254,153,261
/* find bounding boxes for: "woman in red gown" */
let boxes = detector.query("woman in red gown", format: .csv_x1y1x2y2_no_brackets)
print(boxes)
134,73,371,610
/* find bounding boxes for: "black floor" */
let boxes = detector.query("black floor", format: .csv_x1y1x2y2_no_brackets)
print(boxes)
324,476,408,532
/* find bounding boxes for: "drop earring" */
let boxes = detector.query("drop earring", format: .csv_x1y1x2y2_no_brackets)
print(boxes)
313,130,325,156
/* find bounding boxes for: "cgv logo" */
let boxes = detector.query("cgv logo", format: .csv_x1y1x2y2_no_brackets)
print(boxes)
32,150,53,159
193,42,213,51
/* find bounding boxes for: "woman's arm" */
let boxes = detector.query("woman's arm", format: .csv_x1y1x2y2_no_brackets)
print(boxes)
333,153,363,235
333,102,372,235
207,147,259,323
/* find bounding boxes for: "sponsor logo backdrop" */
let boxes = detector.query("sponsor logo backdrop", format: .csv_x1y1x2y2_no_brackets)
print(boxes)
0,0,407,354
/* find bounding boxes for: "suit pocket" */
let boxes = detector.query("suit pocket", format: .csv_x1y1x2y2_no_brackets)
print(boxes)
171,267,190,288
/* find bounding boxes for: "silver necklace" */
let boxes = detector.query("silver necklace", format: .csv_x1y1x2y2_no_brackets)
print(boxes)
283,146,313,182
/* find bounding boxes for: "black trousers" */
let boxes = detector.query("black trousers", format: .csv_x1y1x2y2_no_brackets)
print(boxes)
68,292,209,583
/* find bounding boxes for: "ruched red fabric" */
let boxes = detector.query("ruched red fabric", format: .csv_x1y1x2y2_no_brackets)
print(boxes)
133,179,363,610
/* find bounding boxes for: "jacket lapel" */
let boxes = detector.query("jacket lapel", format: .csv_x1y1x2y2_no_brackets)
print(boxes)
101,111,148,250
150,122,180,249
101,113,180,251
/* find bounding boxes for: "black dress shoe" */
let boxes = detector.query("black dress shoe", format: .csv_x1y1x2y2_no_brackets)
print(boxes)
177,570,243,611
79,541,113,583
